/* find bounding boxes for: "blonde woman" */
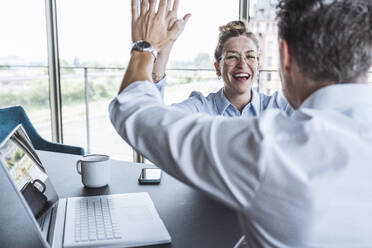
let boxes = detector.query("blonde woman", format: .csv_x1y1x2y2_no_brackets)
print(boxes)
153,20,292,116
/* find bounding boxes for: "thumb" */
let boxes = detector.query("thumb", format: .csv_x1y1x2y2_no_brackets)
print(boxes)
169,14,191,41
183,13,192,23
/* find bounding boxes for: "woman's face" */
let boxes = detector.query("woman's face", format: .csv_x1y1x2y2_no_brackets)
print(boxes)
215,36,259,97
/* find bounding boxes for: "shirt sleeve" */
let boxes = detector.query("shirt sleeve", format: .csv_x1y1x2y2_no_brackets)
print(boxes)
109,81,267,212
155,77,204,113
170,91,206,114
154,75,166,98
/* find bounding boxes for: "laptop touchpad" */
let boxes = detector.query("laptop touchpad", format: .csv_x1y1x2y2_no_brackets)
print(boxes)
118,206,154,221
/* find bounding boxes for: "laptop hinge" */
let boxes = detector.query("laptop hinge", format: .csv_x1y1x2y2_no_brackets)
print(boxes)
48,199,67,248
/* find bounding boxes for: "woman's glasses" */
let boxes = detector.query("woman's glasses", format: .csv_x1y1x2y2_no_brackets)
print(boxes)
221,51,258,66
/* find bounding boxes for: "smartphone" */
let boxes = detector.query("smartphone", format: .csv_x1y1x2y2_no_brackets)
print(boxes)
138,168,162,184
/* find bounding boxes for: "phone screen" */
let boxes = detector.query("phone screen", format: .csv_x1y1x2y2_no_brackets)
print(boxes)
139,168,161,184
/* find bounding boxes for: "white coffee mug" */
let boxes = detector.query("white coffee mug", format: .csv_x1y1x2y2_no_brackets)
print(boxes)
76,154,110,188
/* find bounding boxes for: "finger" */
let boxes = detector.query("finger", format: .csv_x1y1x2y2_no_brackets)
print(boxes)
149,0,156,12
172,0,180,14
131,0,139,21
182,13,191,23
157,0,167,16
169,14,191,40
166,0,172,11
140,0,149,16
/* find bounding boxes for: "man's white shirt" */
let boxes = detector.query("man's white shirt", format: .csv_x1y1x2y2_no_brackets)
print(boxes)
109,81,372,247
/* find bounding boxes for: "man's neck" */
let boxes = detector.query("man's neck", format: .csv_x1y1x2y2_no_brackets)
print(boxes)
293,78,335,109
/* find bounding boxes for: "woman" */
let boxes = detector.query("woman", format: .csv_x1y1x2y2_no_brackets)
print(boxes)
153,20,292,116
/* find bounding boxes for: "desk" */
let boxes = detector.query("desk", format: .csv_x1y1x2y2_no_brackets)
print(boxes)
38,150,242,248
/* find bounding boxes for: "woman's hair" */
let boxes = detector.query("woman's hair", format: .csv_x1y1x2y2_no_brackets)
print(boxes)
214,20,259,62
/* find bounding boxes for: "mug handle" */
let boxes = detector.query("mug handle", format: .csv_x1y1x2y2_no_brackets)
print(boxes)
32,179,46,194
76,160,82,175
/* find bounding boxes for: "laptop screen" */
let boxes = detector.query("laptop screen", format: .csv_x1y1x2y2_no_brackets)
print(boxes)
0,125,59,219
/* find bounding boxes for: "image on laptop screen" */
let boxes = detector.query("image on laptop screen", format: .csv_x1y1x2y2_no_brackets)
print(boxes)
0,137,47,190
0,125,59,218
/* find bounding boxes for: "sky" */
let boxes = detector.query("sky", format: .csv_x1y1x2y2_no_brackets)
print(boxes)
1,0,240,66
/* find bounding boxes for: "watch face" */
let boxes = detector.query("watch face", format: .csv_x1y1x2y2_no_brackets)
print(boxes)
140,41,151,49
131,40,157,58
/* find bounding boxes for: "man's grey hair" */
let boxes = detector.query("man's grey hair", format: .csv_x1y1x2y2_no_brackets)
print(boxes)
276,0,372,84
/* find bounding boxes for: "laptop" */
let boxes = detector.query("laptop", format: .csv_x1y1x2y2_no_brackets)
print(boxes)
0,124,171,248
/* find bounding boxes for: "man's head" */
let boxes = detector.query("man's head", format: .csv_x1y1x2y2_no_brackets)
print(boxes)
276,0,372,108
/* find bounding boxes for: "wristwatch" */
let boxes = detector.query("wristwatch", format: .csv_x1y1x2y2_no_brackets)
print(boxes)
131,40,158,59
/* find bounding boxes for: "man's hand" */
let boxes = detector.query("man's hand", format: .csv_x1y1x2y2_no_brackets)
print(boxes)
152,1,181,82
131,0,191,51
119,0,190,93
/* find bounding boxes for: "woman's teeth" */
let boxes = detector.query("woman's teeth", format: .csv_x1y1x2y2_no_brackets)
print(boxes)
233,73,251,80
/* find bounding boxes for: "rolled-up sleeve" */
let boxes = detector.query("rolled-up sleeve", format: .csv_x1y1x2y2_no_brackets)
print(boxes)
109,81,267,212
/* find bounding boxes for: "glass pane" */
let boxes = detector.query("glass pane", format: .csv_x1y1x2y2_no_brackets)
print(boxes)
0,0,51,140
56,0,239,161
59,67,128,159
57,0,132,160
249,0,281,95
164,0,239,103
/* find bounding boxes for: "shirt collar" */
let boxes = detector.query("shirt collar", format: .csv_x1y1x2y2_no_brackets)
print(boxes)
246,89,260,115
215,88,260,115
215,88,233,115
300,83,372,110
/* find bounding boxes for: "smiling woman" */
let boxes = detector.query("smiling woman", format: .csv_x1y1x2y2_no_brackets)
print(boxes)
156,20,293,117
215,34,259,111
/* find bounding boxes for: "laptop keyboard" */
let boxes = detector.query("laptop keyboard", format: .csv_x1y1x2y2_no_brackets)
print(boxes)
74,197,122,242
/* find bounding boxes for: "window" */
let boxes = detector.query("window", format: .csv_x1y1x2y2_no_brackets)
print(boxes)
267,57,273,67
0,1,245,162
56,0,131,160
0,0,51,140
250,0,281,94
164,0,239,105
55,0,239,161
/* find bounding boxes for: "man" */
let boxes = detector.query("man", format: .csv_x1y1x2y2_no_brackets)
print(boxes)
110,0,372,246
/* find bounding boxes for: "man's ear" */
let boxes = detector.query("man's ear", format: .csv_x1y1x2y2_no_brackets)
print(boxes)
214,61,221,76
280,39,292,73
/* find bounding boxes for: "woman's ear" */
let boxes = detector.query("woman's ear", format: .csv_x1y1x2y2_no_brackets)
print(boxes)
214,61,221,76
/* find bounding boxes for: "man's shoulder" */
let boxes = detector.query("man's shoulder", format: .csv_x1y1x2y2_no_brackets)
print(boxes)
257,90,285,103
255,90,293,114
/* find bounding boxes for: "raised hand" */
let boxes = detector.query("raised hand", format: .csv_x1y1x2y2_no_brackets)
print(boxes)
131,0,191,52
152,0,183,82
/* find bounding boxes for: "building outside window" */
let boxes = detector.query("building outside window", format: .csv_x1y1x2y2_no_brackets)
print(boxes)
249,0,281,95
